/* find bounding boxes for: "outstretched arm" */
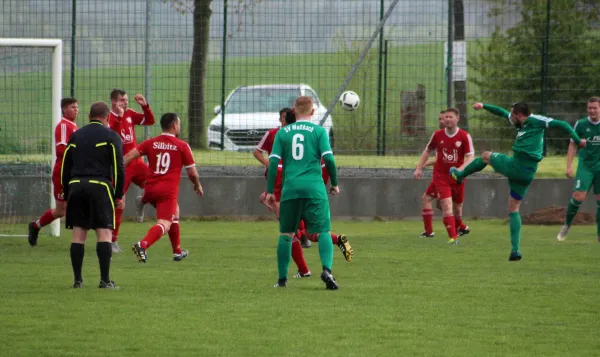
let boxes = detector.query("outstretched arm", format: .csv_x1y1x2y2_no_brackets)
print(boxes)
473,102,511,120
548,120,583,146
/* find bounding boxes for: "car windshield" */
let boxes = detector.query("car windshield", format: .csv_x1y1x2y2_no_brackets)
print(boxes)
225,88,301,114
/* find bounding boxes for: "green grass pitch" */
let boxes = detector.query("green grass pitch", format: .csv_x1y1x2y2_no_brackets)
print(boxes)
1,220,599,356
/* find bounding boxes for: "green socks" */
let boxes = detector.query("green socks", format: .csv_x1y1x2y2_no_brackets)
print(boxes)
596,201,600,237
460,157,488,178
565,198,583,227
509,212,521,252
318,232,334,271
277,235,292,280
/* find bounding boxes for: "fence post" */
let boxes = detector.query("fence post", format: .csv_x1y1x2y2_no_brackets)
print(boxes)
220,0,228,151
382,40,388,156
446,0,454,108
70,0,76,97
453,0,467,130
541,0,551,156
145,0,152,140
376,0,385,156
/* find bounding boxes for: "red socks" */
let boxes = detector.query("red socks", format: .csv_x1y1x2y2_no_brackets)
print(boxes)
443,215,457,238
140,224,165,249
330,234,338,245
422,209,434,234
169,220,181,254
112,207,124,242
291,236,310,274
455,216,466,230
34,209,56,229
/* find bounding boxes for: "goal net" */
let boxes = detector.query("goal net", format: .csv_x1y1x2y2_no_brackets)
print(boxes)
0,39,63,237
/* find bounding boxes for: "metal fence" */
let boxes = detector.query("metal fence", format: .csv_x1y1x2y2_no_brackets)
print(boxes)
2,0,600,168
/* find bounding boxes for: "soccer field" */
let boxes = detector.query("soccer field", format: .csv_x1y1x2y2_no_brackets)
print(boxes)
1,220,599,356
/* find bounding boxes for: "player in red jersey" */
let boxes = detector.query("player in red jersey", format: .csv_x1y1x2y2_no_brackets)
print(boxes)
125,113,203,263
414,108,474,244
28,98,79,246
108,88,155,253
254,109,353,278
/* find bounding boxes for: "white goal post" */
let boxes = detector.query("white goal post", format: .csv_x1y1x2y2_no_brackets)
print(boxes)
0,38,63,237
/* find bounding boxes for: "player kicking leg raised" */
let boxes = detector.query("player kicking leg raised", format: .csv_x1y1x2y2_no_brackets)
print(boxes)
267,96,340,289
108,89,155,253
414,108,474,244
450,102,586,260
124,113,203,263
557,97,600,242
28,98,79,246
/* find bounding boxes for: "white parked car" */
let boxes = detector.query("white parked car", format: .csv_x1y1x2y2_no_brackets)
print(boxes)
207,84,334,151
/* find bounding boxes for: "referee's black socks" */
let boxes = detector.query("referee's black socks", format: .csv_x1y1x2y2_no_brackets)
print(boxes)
70,243,85,282
96,242,112,282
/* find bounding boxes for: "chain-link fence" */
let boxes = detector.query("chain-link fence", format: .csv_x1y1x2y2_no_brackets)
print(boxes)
2,0,600,168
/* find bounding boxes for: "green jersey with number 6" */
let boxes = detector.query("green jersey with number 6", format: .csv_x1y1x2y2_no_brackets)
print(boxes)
270,121,333,201
574,117,600,172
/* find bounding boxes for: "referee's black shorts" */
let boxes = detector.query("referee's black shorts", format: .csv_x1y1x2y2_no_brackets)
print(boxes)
65,178,115,230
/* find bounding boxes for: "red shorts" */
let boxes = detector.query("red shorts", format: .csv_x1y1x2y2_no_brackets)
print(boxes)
142,189,178,222
124,158,150,193
51,163,65,202
425,179,465,204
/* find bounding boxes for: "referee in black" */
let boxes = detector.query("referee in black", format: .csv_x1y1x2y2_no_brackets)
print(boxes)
61,101,125,289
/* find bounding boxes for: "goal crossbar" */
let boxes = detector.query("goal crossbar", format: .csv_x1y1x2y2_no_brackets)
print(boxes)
0,38,63,237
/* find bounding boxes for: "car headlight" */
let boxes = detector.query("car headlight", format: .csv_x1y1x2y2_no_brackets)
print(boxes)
209,124,228,132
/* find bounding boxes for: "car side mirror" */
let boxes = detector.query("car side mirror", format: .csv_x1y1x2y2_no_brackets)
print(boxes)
214,105,221,114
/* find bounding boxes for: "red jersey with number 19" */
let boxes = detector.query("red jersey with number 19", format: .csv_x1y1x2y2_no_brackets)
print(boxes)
426,128,474,182
136,133,195,197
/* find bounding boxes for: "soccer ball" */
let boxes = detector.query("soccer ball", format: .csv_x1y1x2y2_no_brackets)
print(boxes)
339,91,360,111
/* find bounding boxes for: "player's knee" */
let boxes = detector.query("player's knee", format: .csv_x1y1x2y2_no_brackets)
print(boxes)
573,191,587,201
508,197,521,212
158,220,172,232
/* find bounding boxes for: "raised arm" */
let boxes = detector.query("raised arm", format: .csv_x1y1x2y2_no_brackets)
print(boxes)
130,94,155,126
473,102,511,120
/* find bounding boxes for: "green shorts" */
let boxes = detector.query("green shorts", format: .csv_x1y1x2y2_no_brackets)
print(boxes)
279,198,331,234
573,163,600,194
489,152,536,200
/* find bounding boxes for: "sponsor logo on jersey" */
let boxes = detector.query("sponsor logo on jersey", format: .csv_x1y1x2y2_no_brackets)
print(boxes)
517,131,526,138
153,142,179,151
121,127,134,144
442,148,459,163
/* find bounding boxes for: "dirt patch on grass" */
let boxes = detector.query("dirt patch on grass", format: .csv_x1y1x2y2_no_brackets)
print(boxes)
522,205,595,225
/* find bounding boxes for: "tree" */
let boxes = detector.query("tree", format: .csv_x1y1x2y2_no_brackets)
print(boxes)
469,0,600,148
166,0,263,148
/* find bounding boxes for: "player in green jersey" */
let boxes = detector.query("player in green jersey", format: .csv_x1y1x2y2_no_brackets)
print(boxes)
266,96,340,289
449,102,586,261
557,97,600,242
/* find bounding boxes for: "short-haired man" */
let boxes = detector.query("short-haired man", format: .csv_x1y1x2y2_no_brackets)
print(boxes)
450,102,585,261
128,113,203,263
108,88,155,252
61,102,125,288
28,98,79,246
558,97,600,242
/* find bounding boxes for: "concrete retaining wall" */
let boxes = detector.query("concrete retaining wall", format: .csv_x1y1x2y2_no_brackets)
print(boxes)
0,175,590,220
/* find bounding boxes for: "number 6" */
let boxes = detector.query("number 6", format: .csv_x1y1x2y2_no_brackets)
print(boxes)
292,134,304,160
